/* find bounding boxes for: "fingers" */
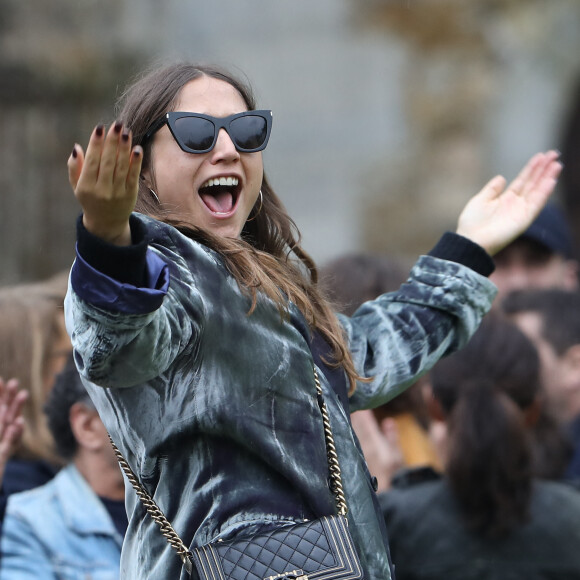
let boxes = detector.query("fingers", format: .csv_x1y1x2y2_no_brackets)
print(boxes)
506,152,544,196
0,377,27,444
67,144,84,190
475,175,507,202
78,124,107,187
114,127,143,193
507,150,561,198
71,121,142,196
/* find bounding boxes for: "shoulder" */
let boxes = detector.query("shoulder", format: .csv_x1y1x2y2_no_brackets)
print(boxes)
531,480,580,523
135,213,223,266
379,467,448,520
3,459,57,495
5,467,66,517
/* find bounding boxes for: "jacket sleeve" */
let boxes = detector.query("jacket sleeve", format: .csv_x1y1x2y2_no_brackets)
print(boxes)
64,217,209,389
345,254,497,412
0,510,56,579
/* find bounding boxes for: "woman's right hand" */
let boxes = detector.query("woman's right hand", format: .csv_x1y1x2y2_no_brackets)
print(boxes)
67,122,143,246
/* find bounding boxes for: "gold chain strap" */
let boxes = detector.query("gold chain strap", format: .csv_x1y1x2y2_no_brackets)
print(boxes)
313,367,348,516
107,434,194,574
108,364,347,570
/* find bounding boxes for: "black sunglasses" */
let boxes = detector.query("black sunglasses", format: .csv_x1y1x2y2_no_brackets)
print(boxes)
144,110,273,154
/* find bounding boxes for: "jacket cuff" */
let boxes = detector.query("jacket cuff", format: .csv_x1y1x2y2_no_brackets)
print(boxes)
76,214,148,287
428,232,495,277
71,249,169,315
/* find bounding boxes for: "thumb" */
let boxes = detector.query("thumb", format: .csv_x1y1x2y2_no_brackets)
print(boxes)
474,174,506,202
67,144,85,191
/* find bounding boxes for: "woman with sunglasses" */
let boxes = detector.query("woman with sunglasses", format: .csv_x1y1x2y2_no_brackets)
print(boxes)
65,62,561,580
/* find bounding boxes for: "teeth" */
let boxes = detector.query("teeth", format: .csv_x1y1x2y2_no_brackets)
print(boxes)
201,176,239,189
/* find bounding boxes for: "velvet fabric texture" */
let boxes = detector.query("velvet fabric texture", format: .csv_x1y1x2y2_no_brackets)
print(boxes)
65,214,496,579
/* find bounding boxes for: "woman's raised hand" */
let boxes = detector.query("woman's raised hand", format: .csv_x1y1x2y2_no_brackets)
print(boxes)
456,150,562,256
0,378,27,483
68,122,143,246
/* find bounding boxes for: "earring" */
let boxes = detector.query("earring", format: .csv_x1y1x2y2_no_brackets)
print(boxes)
149,188,160,204
246,190,263,222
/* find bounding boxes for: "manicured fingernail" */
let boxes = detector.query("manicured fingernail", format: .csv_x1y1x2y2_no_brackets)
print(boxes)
133,147,142,157
95,125,104,137
114,121,123,133
71,146,77,159
122,130,130,142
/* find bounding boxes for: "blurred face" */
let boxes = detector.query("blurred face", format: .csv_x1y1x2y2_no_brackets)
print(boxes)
491,239,578,307
511,311,570,421
143,76,263,239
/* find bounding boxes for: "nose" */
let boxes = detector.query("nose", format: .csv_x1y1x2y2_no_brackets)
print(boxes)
210,128,239,163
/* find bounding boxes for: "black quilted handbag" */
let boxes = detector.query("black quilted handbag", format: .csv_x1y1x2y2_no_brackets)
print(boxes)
110,368,364,580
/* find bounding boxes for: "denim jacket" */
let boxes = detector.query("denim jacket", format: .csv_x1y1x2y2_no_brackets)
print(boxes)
64,214,496,580
0,464,123,579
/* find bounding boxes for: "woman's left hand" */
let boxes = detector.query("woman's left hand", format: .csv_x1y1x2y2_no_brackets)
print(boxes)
456,150,562,256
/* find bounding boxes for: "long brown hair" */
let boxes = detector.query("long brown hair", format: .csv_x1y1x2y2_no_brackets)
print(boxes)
116,62,363,392
0,271,70,463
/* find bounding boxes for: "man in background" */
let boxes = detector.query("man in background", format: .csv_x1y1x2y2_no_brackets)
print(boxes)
491,203,578,307
504,288,580,483
0,355,126,578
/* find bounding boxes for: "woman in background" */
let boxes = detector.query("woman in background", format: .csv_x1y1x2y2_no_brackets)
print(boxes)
381,315,580,579
0,271,71,494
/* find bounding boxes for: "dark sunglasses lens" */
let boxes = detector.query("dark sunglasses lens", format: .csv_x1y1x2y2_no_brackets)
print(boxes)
174,116,216,151
230,115,268,151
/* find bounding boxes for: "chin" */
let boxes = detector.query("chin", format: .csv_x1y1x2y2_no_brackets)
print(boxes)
206,222,243,240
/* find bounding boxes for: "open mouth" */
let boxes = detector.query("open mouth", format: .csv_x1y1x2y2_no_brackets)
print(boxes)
198,176,241,216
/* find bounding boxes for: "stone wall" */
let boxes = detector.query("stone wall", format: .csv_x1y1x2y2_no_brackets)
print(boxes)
1,0,579,283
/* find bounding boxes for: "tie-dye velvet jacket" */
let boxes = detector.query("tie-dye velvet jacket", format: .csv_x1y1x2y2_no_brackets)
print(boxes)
64,214,496,580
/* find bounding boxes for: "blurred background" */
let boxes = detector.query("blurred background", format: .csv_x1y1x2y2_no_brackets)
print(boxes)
2,0,580,284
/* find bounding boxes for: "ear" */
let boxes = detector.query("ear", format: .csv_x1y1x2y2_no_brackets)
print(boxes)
69,403,103,452
140,171,152,190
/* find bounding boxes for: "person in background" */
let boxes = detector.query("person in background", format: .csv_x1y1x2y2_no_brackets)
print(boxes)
0,353,126,579
489,205,579,479
0,272,71,494
503,288,580,483
490,202,578,307
381,314,580,580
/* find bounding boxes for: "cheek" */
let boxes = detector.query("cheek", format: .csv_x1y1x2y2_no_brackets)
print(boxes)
154,157,202,199
245,155,264,186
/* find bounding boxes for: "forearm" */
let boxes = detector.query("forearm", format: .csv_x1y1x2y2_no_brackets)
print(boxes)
346,240,496,411
66,215,199,389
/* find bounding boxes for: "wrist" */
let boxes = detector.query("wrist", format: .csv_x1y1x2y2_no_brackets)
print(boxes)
82,215,132,246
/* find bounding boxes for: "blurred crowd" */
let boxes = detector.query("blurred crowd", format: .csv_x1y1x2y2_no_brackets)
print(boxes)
323,202,580,579
1,202,580,578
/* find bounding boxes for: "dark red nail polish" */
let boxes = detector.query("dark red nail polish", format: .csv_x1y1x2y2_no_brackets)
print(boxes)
122,131,130,142
133,149,141,157
95,125,104,137
114,121,123,133
71,147,77,159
